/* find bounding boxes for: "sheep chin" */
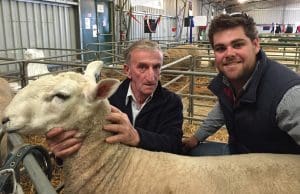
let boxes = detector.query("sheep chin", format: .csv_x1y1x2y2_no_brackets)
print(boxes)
6,127,30,135
5,121,23,133
5,122,46,135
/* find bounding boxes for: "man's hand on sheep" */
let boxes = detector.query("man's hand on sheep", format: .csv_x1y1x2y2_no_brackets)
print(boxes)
46,128,83,159
103,105,140,146
46,105,140,158
182,135,199,153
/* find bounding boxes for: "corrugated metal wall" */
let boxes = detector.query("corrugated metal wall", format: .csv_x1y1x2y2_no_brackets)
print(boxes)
283,0,300,25
248,0,300,33
3,0,300,73
129,5,176,41
114,0,202,42
0,0,207,70
0,0,79,73
0,0,210,74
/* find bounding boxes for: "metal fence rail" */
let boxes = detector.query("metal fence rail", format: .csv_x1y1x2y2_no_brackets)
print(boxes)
7,133,57,194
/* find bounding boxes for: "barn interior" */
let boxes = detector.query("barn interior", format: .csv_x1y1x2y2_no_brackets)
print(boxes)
0,0,300,193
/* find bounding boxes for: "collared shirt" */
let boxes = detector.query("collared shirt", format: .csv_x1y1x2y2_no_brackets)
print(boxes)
126,84,153,126
222,61,258,106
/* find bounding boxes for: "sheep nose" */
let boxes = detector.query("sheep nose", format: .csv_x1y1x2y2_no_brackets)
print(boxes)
2,117,9,125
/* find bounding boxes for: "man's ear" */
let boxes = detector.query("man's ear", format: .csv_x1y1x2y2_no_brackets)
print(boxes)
123,64,131,79
253,38,261,54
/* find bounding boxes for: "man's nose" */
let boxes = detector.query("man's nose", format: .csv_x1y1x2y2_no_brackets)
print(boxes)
145,68,156,80
225,46,236,57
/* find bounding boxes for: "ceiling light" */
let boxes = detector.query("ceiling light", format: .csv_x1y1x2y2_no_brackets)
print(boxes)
238,0,249,3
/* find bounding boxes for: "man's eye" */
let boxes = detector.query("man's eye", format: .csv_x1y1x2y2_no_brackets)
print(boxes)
214,47,226,52
138,65,147,72
154,64,161,70
233,43,244,48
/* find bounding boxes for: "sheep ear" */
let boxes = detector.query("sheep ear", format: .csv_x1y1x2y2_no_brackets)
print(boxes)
90,79,120,100
84,61,103,83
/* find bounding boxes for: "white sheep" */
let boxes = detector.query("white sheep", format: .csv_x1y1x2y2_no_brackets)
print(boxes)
3,61,300,194
0,78,24,194
163,45,209,70
24,49,49,78
0,77,13,165
0,77,13,121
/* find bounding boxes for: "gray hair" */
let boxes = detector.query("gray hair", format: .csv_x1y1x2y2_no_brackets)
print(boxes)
124,39,162,64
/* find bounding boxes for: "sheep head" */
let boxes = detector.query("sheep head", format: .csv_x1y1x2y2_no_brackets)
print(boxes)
24,49,45,60
3,61,120,135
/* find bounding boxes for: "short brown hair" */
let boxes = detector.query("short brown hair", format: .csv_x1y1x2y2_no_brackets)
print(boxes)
124,39,162,64
208,13,258,48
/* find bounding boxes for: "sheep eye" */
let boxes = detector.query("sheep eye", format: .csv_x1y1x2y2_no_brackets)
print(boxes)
53,93,70,100
44,92,71,102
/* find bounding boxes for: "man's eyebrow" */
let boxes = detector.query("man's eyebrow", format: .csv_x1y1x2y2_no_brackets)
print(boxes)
137,62,148,66
232,38,246,43
214,38,246,47
214,43,225,47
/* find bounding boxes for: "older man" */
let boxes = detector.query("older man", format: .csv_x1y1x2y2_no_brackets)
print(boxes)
47,40,183,158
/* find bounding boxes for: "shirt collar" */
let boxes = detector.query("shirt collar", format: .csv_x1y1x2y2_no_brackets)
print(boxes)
222,60,260,92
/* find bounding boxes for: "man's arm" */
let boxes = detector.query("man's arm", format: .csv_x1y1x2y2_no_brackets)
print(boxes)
183,102,225,150
194,102,225,142
276,85,300,145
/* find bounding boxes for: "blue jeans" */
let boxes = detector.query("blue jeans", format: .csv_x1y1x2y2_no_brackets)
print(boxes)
188,141,231,156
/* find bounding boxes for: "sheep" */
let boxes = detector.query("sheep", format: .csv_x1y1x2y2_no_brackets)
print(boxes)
0,77,13,121
3,61,300,194
0,77,13,165
163,44,209,70
24,49,50,78
0,78,23,194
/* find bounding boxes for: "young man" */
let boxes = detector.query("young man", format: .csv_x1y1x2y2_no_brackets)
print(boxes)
183,13,300,155
47,40,183,158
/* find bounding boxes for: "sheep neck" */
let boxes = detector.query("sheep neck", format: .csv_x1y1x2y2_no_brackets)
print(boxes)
62,105,133,193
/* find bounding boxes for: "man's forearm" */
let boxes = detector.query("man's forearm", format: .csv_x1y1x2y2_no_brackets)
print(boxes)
194,102,225,142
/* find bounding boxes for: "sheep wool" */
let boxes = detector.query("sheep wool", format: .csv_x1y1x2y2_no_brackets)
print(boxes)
0,77,13,165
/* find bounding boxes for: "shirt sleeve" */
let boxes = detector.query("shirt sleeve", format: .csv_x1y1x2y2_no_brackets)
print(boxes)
194,102,225,142
276,85,300,146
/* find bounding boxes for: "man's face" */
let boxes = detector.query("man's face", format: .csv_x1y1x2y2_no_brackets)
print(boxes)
124,49,162,100
213,26,260,85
